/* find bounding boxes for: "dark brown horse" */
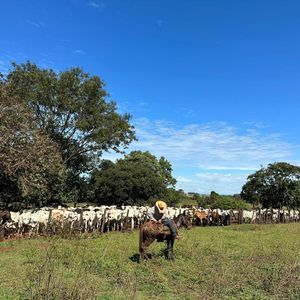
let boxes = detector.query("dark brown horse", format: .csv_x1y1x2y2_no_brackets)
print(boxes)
139,213,192,261
0,210,12,225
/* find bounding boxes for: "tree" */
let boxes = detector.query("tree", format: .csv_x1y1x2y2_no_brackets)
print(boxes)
241,162,300,208
120,151,177,187
91,161,165,206
164,188,184,207
212,196,250,210
1,62,136,205
4,62,136,173
0,84,63,207
90,152,176,206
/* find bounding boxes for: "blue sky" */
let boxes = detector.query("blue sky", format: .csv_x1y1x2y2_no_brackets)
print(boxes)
1,0,300,194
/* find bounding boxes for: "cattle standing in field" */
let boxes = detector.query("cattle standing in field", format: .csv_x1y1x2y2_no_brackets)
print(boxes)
193,209,208,226
139,212,192,261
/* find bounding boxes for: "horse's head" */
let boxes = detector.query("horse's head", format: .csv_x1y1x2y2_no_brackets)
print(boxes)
0,210,12,224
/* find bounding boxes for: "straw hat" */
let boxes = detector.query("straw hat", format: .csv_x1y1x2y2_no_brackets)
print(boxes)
155,200,167,213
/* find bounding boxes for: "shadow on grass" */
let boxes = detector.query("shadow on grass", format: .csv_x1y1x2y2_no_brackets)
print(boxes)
130,248,171,263
129,253,154,263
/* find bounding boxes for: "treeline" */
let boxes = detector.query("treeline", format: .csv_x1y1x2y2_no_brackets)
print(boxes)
189,191,251,210
1,62,300,210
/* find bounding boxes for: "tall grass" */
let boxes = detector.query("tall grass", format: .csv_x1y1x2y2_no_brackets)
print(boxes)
0,223,299,299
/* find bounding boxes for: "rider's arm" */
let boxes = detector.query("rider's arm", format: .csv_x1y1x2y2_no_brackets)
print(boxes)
148,207,157,221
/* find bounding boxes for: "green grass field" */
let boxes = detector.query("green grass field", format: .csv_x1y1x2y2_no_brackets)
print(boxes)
0,223,299,300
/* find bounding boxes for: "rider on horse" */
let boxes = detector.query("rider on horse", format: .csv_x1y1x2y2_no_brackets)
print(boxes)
148,200,181,240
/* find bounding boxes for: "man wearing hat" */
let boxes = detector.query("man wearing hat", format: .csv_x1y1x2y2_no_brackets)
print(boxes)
148,200,181,239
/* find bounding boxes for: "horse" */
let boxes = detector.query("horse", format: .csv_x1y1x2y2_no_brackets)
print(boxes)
0,210,12,238
0,210,12,225
139,212,192,261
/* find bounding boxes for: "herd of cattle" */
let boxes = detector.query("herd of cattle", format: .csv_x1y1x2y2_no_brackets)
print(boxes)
0,205,299,238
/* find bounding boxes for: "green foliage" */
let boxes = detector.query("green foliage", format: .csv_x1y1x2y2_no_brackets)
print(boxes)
241,162,300,208
0,173,20,209
193,191,249,210
164,188,185,207
90,151,176,206
0,62,136,207
212,195,251,210
92,162,165,206
0,84,64,207
5,62,136,172
121,151,177,187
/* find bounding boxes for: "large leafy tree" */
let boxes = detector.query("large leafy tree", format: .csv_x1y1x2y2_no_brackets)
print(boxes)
90,151,176,206
4,62,136,173
0,84,63,207
1,62,136,205
241,162,300,208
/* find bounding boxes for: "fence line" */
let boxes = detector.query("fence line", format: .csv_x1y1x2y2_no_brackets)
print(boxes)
1,208,300,238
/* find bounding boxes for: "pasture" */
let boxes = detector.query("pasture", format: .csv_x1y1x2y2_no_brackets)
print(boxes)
0,223,299,300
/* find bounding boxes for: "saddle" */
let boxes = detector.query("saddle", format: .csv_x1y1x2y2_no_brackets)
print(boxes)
154,222,171,242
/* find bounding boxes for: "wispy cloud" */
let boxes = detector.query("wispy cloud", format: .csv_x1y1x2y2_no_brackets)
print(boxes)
177,176,192,183
117,101,151,115
172,172,250,195
195,173,249,194
86,1,105,9
26,20,46,28
72,49,86,55
130,119,294,170
102,118,299,193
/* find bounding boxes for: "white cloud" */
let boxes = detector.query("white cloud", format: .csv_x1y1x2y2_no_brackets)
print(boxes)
102,118,298,194
73,49,85,55
129,119,294,170
87,2,105,9
173,172,250,194
26,20,45,28
177,176,192,183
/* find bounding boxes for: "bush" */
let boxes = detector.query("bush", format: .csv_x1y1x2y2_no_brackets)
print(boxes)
212,196,251,210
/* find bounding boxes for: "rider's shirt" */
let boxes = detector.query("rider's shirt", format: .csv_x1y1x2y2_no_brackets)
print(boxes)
148,206,168,221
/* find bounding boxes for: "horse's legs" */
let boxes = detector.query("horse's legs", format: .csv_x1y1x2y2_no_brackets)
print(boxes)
139,237,155,262
166,237,175,260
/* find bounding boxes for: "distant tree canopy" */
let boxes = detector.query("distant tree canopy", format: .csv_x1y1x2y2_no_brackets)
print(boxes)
90,151,177,206
190,191,250,210
0,62,136,208
241,162,300,208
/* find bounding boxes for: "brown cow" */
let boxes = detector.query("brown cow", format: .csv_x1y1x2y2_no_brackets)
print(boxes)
193,209,208,226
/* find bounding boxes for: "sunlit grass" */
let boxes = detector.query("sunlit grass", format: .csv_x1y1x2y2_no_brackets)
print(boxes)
0,223,299,299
